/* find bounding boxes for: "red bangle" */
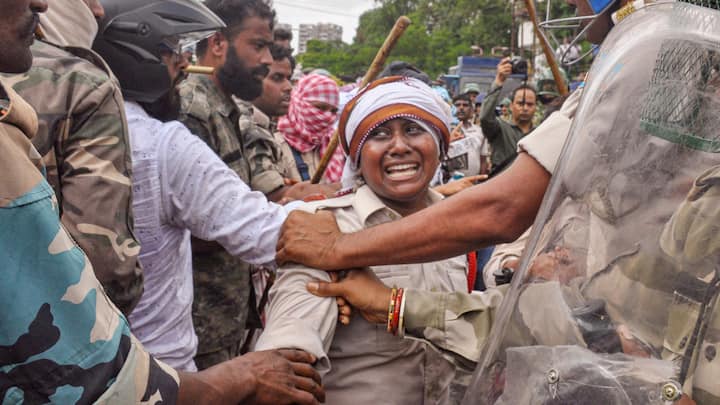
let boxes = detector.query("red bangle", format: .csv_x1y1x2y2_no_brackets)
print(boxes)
391,288,403,335
387,287,398,333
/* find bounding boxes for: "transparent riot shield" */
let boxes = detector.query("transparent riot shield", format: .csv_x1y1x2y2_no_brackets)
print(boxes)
463,1,720,403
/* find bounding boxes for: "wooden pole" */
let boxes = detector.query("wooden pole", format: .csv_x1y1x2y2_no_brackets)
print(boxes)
310,16,412,184
523,0,569,96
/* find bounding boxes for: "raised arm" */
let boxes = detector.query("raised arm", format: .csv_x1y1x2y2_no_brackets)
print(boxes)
478,58,513,142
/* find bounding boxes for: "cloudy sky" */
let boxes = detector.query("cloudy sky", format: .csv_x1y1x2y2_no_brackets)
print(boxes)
273,0,377,48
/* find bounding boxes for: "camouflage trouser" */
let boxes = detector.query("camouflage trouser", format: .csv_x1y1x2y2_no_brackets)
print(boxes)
194,340,244,371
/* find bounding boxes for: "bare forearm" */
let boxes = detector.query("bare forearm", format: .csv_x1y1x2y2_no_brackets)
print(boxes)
178,365,256,404
335,153,550,267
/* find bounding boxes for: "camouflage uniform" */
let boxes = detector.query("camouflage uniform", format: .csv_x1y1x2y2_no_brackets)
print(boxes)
6,40,142,315
177,74,255,369
245,106,286,195
0,77,178,404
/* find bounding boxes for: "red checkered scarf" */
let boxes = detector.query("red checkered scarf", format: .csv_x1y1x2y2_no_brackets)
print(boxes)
278,74,344,182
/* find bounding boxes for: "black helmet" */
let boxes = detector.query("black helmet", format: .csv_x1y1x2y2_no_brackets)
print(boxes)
93,0,225,103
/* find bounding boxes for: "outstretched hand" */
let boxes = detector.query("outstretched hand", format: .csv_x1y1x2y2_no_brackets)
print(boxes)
202,349,325,405
277,210,346,270
307,268,391,325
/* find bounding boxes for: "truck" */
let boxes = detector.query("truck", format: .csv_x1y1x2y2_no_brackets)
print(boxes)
441,56,527,102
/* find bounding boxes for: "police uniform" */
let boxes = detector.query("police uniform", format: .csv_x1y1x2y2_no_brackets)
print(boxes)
6,40,142,315
245,107,287,194
257,185,469,405
178,74,257,369
0,77,178,404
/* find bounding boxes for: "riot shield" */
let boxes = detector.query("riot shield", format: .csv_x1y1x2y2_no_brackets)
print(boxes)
463,1,720,403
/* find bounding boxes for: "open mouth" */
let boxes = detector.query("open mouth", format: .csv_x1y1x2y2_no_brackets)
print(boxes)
385,163,420,180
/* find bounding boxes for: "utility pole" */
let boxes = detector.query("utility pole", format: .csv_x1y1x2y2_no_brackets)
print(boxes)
510,0,516,55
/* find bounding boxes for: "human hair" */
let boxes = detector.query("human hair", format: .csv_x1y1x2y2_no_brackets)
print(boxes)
378,61,431,84
270,43,296,71
273,27,292,42
511,84,537,102
452,93,472,104
204,0,276,37
196,0,275,58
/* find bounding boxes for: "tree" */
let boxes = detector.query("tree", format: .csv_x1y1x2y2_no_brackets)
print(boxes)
297,0,582,80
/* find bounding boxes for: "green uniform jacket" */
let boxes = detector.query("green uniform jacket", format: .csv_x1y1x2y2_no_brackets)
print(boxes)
479,83,531,169
8,40,142,315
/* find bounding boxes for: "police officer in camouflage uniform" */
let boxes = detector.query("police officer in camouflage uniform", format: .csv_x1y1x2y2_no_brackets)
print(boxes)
177,0,281,370
0,0,323,403
250,44,339,201
5,0,143,315
250,43,293,195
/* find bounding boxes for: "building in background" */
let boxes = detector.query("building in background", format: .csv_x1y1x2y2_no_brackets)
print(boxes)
298,23,343,53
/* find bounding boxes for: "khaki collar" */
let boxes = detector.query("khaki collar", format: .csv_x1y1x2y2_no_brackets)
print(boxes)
352,184,443,226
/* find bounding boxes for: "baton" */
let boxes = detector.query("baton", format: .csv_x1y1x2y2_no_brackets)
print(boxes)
184,65,215,75
523,0,569,96
311,16,412,184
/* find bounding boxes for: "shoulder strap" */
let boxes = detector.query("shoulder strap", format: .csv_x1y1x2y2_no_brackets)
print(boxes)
291,147,310,181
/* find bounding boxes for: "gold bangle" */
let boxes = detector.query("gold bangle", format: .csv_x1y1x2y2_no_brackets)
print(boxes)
387,287,398,333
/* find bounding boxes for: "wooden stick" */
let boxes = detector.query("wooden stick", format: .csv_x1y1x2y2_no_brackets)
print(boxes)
184,65,215,75
523,0,569,96
311,16,412,184
35,25,46,40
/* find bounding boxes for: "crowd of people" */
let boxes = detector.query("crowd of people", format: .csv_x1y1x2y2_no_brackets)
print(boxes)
2,0,720,403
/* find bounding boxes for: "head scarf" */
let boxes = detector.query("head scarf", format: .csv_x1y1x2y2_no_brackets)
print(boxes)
277,74,343,182
40,0,98,48
338,76,452,191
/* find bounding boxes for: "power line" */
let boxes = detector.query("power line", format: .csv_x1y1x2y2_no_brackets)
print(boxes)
274,1,360,18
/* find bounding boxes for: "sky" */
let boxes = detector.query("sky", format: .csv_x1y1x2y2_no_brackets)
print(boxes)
273,0,377,49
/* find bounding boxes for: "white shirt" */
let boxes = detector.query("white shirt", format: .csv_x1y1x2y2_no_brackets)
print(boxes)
446,123,490,177
125,101,286,371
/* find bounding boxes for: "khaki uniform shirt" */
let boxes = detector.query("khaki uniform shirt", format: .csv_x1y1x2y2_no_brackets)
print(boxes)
256,186,469,404
0,77,178,403
273,132,323,182
6,40,142,315
658,165,720,403
402,89,584,360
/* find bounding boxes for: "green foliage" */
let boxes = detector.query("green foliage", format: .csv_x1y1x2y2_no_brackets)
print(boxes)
299,0,514,79
297,0,585,80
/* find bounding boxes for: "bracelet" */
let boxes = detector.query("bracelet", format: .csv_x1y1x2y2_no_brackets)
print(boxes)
387,287,398,333
391,288,404,335
397,289,407,338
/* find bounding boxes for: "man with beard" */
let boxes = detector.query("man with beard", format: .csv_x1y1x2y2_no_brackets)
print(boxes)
177,0,286,371
94,0,324,391
1,0,324,403
5,0,143,316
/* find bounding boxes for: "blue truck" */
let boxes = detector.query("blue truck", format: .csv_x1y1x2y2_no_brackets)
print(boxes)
441,56,527,102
